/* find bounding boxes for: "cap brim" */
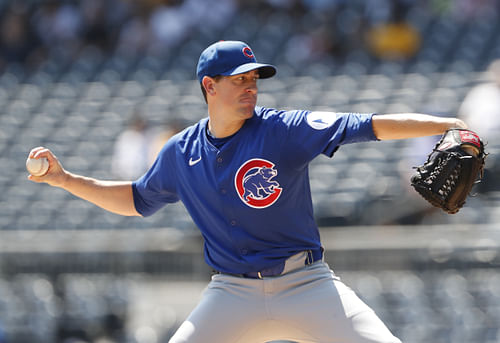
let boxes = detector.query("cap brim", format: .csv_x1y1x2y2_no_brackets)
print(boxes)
222,63,276,79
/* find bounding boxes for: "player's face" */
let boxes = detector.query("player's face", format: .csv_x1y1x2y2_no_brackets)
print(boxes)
215,70,259,119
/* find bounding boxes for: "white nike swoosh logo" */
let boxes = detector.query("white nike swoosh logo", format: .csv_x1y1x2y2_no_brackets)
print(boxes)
189,157,202,166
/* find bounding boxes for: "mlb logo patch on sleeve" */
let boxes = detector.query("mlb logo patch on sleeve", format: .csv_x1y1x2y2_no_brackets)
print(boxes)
306,112,338,130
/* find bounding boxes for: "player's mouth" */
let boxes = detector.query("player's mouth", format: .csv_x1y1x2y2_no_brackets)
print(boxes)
239,95,256,105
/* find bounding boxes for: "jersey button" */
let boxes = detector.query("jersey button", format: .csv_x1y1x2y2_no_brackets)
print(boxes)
221,188,227,194
240,248,248,255
230,220,236,226
217,157,223,163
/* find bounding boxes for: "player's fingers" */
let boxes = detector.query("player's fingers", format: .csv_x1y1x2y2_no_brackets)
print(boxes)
27,174,45,183
455,119,468,129
31,147,55,161
31,148,61,168
29,146,46,158
32,147,54,159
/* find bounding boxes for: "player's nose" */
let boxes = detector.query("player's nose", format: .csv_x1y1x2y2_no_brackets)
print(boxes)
245,81,258,94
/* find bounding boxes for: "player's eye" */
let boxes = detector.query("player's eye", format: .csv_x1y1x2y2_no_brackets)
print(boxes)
233,74,258,83
232,76,244,83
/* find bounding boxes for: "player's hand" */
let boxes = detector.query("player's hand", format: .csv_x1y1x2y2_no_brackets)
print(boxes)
453,118,468,129
27,147,69,187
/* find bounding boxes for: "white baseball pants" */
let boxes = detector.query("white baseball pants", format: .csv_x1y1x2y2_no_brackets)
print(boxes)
169,251,402,343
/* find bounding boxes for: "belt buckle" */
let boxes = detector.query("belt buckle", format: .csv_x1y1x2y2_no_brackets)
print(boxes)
256,261,284,279
305,250,313,265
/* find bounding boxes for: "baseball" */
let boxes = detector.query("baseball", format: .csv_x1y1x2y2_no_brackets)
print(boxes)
26,157,49,176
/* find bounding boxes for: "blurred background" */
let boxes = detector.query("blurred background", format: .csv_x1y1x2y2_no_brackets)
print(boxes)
0,0,500,342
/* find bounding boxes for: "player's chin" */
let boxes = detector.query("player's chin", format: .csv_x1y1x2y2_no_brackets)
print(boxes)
239,104,256,117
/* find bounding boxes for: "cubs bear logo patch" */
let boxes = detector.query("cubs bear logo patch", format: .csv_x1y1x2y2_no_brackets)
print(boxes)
234,158,282,208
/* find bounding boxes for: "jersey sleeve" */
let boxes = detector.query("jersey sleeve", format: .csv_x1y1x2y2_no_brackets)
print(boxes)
275,109,378,165
132,138,180,217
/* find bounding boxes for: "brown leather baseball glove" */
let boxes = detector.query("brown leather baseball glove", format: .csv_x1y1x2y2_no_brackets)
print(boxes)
410,129,486,214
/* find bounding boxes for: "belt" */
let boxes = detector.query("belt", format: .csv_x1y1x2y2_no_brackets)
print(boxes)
214,248,323,279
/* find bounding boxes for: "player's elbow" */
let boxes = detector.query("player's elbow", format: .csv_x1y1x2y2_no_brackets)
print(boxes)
128,208,143,217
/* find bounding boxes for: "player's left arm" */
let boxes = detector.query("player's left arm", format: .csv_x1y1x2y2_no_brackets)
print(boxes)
372,113,468,140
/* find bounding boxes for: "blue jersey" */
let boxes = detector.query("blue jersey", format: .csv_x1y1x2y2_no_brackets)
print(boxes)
132,107,377,274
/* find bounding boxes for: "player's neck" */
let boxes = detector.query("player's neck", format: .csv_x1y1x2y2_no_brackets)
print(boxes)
207,106,252,138
207,118,246,138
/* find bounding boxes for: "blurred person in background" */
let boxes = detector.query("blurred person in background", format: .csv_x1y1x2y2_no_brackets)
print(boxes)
79,0,131,52
0,3,41,70
28,40,470,343
111,113,150,180
459,59,500,192
147,118,184,166
112,114,183,182
31,0,83,61
365,0,421,61
149,0,236,56
115,4,152,58
459,59,500,145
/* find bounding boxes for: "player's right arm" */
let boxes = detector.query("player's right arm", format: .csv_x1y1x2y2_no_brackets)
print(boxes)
27,147,141,217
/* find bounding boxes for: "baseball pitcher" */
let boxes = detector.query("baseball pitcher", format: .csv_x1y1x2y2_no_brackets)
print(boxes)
29,41,476,343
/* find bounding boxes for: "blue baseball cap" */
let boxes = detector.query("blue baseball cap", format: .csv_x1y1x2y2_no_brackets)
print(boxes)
196,41,276,82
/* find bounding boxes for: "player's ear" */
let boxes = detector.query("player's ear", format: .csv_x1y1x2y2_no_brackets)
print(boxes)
202,76,217,96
